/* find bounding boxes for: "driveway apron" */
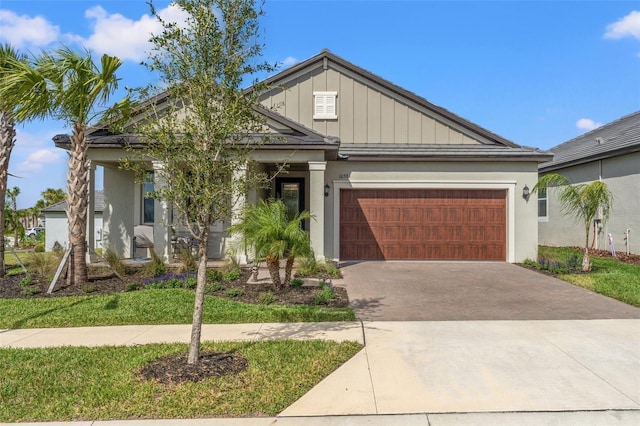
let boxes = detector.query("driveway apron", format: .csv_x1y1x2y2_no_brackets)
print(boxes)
338,262,640,321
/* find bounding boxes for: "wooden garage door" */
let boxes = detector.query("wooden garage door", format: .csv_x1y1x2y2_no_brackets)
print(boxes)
340,189,506,261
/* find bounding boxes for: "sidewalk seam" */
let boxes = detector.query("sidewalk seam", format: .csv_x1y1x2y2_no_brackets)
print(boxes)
361,322,379,415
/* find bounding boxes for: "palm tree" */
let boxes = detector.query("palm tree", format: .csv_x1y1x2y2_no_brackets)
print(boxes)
534,173,613,271
229,199,313,288
0,44,27,276
0,47,127,285
6,186,20,247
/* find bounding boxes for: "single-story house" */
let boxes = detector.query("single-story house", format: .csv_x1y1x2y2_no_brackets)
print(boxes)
53,50,552,263
42,190,104,252
538,111,640,254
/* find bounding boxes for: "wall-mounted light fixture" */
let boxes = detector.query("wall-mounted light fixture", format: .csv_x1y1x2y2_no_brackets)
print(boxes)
522,184,530,201
324,184,330,197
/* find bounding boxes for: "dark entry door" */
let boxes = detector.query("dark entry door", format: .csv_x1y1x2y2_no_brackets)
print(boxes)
276,178,305,227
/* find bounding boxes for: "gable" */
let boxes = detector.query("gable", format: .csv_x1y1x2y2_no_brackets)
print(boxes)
259,50,510,147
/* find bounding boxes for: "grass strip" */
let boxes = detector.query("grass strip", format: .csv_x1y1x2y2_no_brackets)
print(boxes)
538,246,640,307
0,340,362,422
0,289,355,329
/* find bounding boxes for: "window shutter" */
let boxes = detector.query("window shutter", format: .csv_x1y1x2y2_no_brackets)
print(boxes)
313,91,337,119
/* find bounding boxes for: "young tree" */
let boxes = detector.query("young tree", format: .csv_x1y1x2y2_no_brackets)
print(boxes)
129,0,275,365
0,47,128,285
229,200,312,288
6,186,20,247
534,173,613,271
0,44,28,276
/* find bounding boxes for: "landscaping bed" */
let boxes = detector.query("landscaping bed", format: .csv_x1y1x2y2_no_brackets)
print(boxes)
0,266,349,308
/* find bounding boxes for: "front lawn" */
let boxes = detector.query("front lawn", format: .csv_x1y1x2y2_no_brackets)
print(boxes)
0,289,355,329
527,246,640,307
0,340,362,422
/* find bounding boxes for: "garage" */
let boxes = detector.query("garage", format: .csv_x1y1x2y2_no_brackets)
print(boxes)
339,189,507,261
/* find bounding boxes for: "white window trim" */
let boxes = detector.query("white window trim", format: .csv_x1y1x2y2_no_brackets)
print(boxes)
313,91,337,119
538,188,548,223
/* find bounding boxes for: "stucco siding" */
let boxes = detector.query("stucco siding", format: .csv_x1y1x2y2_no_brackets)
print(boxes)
44,213,103,252
323,160,539,263
103,167,135,258
538,152,640,254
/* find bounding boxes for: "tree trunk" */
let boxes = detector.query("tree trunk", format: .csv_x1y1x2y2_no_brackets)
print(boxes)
582,247,592,272
188,226,210,365
266,256,282,289
582,223,592,272
0,110,16,277
283,255,295,286
67,123,89,285
11,196,18,248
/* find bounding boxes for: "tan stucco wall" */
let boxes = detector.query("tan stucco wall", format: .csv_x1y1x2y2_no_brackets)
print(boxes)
323,160,540,263
103,166,135,257
539,152,640,254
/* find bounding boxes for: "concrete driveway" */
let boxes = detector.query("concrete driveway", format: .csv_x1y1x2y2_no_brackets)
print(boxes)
339,262,640,321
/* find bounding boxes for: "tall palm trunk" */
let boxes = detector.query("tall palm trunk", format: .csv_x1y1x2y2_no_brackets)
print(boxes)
66,123,89,285
188,225,210,365
0,110,16,277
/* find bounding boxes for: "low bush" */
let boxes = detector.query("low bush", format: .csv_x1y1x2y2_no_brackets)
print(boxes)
224,288,245,298
223,268,242,281
205,282,223,293
258,292,277,305
207,269,224,283
145,272,196,290
313,281,335,305
290,277,304,287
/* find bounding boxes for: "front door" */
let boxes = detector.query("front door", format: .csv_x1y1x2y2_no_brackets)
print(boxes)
276,177,305,228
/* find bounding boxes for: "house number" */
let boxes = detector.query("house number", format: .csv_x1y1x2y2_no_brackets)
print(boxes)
338,173,350,179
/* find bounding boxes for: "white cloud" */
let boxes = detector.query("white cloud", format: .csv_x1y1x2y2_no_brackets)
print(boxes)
82,5,189,61
281,56,299,68
576,118,603,131
604,10,640,40
0,9,60,48
16,148,63,174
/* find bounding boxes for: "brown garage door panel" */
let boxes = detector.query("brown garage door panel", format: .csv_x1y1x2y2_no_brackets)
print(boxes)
340,189,506,261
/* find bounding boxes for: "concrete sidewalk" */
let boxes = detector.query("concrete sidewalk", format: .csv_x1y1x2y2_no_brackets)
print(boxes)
3,320,640,425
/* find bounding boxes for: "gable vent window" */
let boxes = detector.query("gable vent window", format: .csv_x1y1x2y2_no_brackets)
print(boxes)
313,91,337,119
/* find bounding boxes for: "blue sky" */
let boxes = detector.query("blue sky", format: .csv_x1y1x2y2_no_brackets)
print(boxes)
1,0,639,209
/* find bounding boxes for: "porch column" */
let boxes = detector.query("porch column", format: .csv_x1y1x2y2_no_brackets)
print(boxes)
152,162,171,262
85,161,97,263
231,164,248,264
308,161,326,261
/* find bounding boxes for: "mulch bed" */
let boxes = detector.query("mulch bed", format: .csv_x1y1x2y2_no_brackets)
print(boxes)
139,351,249,385
0,267,349,308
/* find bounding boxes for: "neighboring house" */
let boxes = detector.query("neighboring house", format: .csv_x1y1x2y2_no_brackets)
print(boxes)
42,190,104,252
538,111,640,254
53,50,551,263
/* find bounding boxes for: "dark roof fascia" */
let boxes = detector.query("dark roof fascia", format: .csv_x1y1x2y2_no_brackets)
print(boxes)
339,144,553,163
255,50,520,149
539,144,640,173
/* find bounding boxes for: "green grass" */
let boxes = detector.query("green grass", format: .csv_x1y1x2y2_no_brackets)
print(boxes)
0,340,363,422
0,289,355,329
537,246,640,307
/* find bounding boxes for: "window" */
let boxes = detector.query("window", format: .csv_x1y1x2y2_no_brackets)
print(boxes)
313,91,337,119
143,171,154,224
538,187,548,221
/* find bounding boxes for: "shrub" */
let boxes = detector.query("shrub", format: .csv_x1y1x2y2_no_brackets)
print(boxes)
258,292,277,305
207,269,224,283
175,245,197,272
103,246,126,276
22,286,41,296
144,248,167,277
296,258,342,279
223,268,242,282
145,272,195,289
18,274,33,287
125,283,139,292
290,277,304,287
313,281,335,305
205,282,223,293
224,288,245,298
27,253,56,277
34,243,45,253
81,283,96,293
